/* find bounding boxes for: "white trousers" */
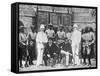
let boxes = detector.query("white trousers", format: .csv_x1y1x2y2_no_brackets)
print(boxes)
61,50,69,65
36,44,44,66
72,43,80,65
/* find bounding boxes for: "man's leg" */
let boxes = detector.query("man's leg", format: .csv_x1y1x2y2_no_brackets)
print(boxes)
75,44,80,65
19,47,23,68
61,50,69,66
43,55,48,66
72,45,75,65
40,49,44,65
36,47,41,66
87,54,91,65
87,46,91,66
66,53,69,66
29,49,34,65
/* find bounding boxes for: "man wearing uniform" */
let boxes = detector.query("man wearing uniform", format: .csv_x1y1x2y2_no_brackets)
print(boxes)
43,38,59,67
71,24,81,65
36,24,48,66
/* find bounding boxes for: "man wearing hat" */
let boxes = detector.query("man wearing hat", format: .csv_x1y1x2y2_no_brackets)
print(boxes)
36,24,48,66
71,24,81,65
43,38,59,67
19,26,29,67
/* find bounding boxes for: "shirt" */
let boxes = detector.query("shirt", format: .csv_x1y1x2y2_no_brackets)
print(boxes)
57,31,65,39
66,32,72,40
36,31,48,48
19,33,27,43
82,32,94,41
28,32,37,40
71,30,81,44
46,29,55,38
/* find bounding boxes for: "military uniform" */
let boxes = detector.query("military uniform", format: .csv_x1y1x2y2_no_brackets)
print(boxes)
43,42,59,66
71,24,81,65
36,24,48,66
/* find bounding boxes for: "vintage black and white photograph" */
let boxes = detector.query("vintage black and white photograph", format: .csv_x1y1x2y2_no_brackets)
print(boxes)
17,3,97,72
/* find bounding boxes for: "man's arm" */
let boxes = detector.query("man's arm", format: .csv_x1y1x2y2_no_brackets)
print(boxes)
89,32,95,45
36,32,41,43
19,33,26,45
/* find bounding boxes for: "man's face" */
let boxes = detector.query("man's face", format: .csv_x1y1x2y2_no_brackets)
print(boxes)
73,27,77,31
48,40,52,44
60,29,62,31
40,28,45,31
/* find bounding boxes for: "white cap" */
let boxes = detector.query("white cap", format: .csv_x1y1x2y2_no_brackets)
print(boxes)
73,24,78,28
40,24,45,29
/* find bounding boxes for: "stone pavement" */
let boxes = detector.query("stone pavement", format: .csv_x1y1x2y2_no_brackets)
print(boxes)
19,58,96,72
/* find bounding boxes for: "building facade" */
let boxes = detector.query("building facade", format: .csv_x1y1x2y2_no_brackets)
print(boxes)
19,4,96,32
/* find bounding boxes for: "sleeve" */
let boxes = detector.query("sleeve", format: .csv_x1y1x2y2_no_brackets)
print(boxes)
19,33,22,42
63,32,66,38
57,31,59,38
78,32,81,43
44,34,48,43
36,33,40,43
91,32,95,44
53,30,55,34
70,32,73,41
45,30,48,35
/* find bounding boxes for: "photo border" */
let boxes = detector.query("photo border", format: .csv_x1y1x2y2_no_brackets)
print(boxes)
11,2,98,73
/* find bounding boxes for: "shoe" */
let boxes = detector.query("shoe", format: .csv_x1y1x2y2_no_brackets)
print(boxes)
87,64,91,67
19,66,23,68
24,64,29,67
29,62,34,65
40,64,43,66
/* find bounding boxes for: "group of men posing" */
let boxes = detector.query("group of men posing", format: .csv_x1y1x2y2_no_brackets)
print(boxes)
19,22,95,68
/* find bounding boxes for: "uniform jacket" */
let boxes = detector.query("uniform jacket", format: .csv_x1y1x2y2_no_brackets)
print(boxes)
44,43,59,57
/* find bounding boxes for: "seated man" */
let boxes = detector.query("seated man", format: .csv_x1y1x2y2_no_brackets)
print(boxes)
43,38,59,67
57,27,66,63
61,39,72,66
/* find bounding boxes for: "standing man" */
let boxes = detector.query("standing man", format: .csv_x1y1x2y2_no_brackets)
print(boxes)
45,23,55,41
19,26,29,67
81,27,95,66
36,24,48,66
71,24,81,65
28,27,37,65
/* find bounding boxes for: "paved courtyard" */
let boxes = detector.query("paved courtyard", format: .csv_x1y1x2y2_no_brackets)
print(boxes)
19,58,96,72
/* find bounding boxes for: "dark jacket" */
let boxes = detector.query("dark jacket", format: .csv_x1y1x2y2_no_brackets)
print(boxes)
62,42,72,54
44,43,59,57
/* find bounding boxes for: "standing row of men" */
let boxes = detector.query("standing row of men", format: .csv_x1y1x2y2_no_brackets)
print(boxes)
19,22,95,68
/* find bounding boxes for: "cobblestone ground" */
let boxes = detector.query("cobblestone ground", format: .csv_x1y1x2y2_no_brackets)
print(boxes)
19,58,96,72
